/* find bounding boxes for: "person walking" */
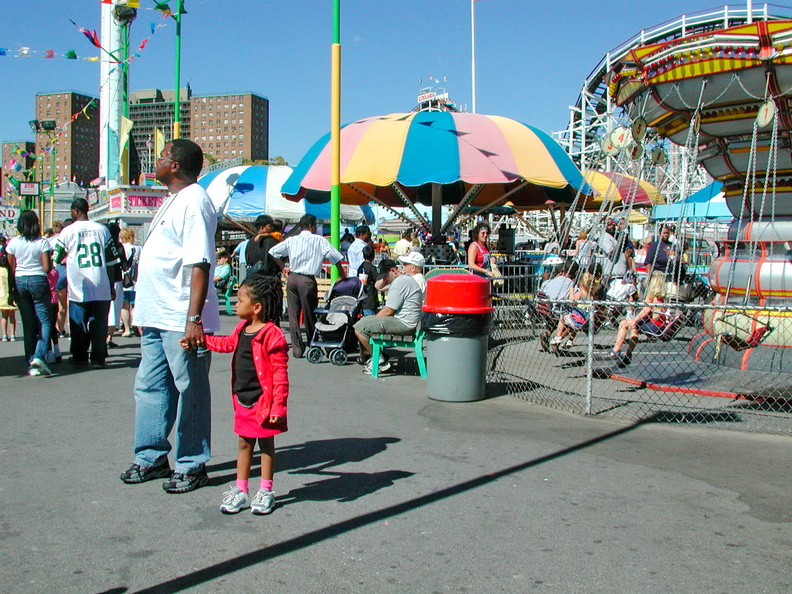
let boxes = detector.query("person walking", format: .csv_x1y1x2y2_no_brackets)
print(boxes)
120,139,220,494
183,274,289,515
119,227,140,337
268,214,345,358
5,210,53,376
0,235,18,341
53,198,120,368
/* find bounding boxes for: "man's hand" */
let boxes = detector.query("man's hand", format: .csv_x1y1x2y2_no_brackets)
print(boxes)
269,415,283,424
183,321,205,350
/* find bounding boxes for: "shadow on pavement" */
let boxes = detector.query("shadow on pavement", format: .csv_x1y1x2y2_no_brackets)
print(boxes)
205,437,401,487
133,417,656,594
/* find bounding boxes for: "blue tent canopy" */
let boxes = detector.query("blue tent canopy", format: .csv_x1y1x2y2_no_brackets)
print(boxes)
652,182,732,221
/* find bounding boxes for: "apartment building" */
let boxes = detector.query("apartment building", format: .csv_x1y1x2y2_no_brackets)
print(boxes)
129,88,269,171
1,141,36,200
34,91,100,187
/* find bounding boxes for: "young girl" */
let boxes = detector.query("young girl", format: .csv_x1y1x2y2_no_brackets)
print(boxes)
184,274,289,514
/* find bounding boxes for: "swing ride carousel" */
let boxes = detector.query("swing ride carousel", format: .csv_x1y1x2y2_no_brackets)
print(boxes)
608,12,792,376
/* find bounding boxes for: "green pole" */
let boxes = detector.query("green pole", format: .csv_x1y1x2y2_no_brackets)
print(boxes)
173,0,183,139
330,0,341,280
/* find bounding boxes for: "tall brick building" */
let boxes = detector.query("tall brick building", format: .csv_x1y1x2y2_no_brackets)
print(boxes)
34,91,100,187
129,87,269,171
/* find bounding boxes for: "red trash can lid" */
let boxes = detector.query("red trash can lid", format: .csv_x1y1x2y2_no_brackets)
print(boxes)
422,274,494,314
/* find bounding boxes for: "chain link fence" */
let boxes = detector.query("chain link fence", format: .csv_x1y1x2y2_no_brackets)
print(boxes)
488,290,792,435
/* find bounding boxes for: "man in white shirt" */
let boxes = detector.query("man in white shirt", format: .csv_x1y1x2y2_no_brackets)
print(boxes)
269,214,345,358
346,224,371,277
392,230,412,257
120,139,218,494
53,198,120,368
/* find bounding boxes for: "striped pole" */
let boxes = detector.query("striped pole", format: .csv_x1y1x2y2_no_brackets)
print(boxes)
173,0,183,139
330,0,342,280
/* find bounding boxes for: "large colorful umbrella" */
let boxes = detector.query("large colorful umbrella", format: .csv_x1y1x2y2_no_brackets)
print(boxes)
282,112,595,215
198,165,373,223
583,171,664,206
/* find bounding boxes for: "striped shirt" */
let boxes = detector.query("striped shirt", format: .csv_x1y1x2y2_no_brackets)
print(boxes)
268,230,344,277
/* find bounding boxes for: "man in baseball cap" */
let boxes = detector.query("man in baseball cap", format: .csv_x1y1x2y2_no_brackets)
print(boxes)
398,251,426,296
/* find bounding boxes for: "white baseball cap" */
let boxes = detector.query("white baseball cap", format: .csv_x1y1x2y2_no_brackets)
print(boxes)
543,256,564,266
399,251,425,267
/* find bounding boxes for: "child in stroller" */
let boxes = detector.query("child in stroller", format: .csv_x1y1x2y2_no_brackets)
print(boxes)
305,277,365,366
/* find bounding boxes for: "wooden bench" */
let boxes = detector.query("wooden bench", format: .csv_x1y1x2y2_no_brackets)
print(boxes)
369,329,427,379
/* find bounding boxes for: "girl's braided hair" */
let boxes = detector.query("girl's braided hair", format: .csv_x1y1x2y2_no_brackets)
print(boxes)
242,272,282,325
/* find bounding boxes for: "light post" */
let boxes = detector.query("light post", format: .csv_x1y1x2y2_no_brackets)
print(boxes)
29,119,58,225
115,5,137,183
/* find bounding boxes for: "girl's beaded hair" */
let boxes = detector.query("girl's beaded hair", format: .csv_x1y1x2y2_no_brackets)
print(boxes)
242,272,282,325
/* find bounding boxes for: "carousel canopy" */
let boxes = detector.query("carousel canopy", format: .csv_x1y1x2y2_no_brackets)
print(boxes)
198,165,373,223
282,112,595,209
584,171,664,206
653,181,731,221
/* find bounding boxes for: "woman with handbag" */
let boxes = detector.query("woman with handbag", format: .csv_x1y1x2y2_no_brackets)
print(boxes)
5,210,53,376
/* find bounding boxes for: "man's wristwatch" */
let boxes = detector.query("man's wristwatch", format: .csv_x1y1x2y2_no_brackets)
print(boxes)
187,315,202,324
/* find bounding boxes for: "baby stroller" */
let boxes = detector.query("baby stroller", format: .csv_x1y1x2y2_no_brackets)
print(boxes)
305,277,365,366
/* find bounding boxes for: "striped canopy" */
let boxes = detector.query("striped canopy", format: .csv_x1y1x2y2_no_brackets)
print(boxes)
198,165,373,223
282,112,594,208
583,171,664,206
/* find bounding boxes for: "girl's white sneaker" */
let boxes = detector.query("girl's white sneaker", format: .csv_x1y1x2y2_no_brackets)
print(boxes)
251,489,275,515
219,485,250,514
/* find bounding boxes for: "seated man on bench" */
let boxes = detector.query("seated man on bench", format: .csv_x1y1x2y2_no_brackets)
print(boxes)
354,258,422,375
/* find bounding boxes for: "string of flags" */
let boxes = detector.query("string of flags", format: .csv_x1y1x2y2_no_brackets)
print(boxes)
0,0,176,63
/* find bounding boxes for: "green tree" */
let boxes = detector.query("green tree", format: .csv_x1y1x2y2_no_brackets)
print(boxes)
241,156,289,167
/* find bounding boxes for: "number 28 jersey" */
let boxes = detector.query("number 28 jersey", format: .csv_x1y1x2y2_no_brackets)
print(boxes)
54,220,120,302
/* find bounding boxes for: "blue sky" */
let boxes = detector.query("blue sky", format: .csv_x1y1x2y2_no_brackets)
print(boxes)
0,1,763,165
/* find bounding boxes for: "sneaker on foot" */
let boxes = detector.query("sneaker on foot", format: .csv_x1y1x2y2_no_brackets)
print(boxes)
561,338,575,350
30,357,52,376
220,485,250,514
9,335,16,341
251,489,275,515
120,458,171,484
163,468,209,494
1,336,8,342
28,367,43,376
363,357,392,375
91,361,106,369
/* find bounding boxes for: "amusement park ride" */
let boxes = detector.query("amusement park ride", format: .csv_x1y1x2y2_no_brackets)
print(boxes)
591,4,792,371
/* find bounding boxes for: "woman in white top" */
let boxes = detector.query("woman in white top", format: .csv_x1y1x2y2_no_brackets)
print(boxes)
5,210,53,376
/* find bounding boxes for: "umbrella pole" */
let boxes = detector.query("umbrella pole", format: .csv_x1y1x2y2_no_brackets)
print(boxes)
432,183,443,241
330,0,342,280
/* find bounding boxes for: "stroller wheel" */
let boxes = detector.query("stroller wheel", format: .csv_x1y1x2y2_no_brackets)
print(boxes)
306,347,323,364
329,349,348,366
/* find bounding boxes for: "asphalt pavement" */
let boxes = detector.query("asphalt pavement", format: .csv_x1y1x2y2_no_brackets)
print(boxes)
1,315,791,593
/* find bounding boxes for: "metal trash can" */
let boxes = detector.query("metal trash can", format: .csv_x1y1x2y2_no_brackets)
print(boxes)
422,274,494,402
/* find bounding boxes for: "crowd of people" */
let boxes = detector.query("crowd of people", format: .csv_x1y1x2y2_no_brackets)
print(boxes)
3,135,693,514
536,218,688,365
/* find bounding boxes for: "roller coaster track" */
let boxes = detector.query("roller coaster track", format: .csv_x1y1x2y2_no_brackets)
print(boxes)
554,4,792,201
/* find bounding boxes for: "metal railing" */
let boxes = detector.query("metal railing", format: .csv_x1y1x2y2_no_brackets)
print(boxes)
488,290,792,435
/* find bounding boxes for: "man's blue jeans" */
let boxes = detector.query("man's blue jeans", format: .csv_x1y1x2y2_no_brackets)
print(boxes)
69,300,110,364
15,275,52,364
133,327,212,474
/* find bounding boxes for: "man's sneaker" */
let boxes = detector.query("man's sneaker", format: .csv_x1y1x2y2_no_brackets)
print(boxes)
219,485,250,514
163,468,209,494
120,458,171,484
362,358,392,375
28,367,43,376
29,357,52,376
91,361,106,369
561,338,575,350
251,489,275,515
